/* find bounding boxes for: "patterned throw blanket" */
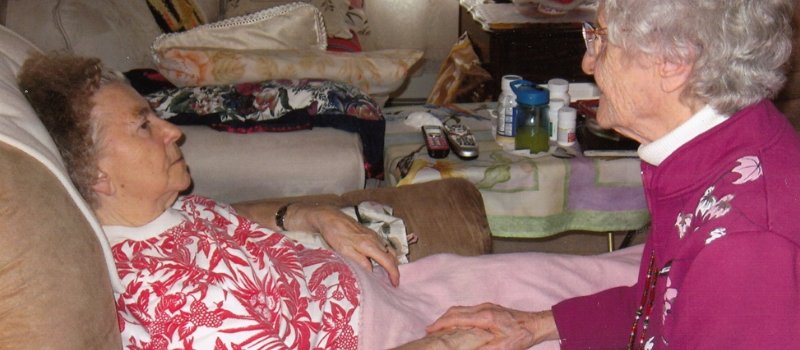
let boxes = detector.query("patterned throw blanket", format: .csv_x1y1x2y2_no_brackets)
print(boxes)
125,69,387,179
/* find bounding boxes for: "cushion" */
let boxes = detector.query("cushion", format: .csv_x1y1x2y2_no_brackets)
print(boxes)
178,125,365,202
224,0,364,39
231,178,493,261
146,78,381,126
5,0,162,71
151,2,327,54
153,47,423,97
144,78,386,179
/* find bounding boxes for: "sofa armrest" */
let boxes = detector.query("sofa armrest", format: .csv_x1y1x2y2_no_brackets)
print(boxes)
340,178,492,260
232,178,492,261
0,143,122,349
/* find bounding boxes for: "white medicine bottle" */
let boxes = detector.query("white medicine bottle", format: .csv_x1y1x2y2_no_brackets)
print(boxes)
547,78,571,104
547,98,565,142
497,74,522,138
557,106,578,147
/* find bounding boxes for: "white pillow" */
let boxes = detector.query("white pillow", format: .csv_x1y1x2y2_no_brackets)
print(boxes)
151,2,327,57
224,0,356,39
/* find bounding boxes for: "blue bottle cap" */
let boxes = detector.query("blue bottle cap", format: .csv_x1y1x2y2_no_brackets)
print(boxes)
510,79,549,106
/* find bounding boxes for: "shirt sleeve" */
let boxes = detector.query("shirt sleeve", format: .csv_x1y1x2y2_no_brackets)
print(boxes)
551,284,640,349
665,232,800,349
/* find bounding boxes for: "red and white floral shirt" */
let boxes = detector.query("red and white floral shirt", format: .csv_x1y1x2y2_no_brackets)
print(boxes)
104,195,361,350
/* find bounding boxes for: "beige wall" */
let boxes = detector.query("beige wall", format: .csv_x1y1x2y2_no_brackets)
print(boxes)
360,0,460,101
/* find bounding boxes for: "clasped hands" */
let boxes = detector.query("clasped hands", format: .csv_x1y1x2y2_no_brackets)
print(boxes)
422,304,558,349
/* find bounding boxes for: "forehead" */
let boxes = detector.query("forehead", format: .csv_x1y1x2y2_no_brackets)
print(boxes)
91,82,149,123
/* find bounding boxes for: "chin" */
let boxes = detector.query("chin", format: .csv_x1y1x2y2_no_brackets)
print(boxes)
595,103,614,130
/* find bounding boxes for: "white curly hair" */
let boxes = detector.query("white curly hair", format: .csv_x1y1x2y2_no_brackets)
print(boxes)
602,0,794,115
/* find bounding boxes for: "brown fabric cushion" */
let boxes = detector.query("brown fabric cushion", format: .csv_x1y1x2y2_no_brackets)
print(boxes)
0,143,121,349
232,178,492,261
341,178,492,261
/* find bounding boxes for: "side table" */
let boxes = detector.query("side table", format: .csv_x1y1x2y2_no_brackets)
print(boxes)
459,1,596,99
381,103,651,241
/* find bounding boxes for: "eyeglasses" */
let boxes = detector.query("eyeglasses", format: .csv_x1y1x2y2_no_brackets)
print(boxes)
582,22,608,57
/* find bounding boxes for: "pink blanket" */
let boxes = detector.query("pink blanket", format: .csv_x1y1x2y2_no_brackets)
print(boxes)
350,244,644,349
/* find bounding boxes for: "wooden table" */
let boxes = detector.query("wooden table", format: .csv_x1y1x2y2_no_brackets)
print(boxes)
459,0,596,99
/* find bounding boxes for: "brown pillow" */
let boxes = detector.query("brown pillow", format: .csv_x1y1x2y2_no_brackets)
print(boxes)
232,178,492,261
0,143,121,349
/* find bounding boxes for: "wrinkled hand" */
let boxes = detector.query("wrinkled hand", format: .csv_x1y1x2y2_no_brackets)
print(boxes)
426,303,558,350
294,204,400,286
393,327,493,350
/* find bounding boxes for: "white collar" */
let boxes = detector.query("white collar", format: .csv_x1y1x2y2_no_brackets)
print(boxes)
638,105,728,166
102,208,187,247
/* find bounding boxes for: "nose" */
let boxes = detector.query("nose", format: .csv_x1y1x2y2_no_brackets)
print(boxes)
581,51,596,75
155,117,183,144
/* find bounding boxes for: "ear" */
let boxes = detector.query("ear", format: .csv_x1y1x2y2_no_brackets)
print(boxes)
658,58,693,93
91,169,114,196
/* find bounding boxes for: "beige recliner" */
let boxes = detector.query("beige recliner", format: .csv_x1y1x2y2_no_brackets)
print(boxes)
0,24,491,349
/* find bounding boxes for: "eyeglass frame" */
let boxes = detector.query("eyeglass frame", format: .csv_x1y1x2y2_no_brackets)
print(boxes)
582,22,608,57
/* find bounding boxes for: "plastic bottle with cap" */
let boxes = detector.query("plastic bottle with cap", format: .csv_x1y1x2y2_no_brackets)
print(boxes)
547,98,565,142
511,80,550,153
547,78,571,104
557,106,578,147
496,75,522,139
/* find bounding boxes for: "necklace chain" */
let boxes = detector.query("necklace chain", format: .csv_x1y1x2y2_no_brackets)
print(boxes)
628,250,658,350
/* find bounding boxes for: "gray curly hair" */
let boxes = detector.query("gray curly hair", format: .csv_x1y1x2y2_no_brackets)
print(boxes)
18,52,126,207
602,0,794,115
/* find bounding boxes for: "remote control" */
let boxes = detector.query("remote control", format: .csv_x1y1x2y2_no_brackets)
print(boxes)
421,125,450,158
444,123,479,159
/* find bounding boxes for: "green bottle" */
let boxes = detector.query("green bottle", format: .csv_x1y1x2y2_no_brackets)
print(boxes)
511,80,550,154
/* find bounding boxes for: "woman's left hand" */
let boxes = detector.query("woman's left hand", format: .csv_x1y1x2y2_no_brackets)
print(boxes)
290,204,401,287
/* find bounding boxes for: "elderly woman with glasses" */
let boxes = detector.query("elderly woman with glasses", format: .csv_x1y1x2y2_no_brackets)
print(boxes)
429,0,800,348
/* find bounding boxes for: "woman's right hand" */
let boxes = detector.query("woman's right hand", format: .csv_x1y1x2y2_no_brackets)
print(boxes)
426,303,559,350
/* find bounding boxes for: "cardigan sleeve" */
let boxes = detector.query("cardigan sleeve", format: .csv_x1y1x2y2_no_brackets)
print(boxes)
664,232,800,349
551,284,640,349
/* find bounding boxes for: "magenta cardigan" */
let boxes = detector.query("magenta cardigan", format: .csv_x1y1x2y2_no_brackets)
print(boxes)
552,100,800,349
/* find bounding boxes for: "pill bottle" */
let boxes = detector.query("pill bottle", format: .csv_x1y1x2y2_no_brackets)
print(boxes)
511,80,550,153
557,106,578,147
496,75,522,138
547,78,571,104
547,98,565,142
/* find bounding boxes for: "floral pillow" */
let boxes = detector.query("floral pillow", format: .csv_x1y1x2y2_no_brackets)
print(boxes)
143,77,387,178
153,47,423,97
145,78,382,126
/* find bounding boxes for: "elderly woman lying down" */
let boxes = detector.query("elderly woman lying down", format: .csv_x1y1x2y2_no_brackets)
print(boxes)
19,52,641,349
